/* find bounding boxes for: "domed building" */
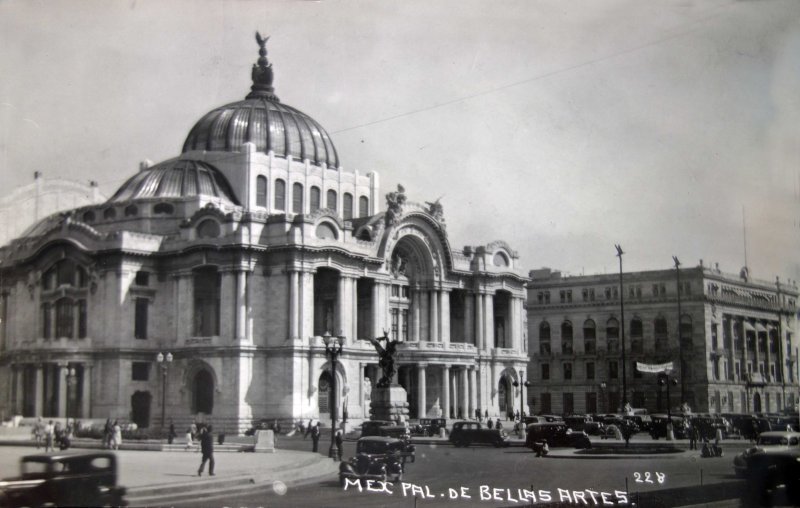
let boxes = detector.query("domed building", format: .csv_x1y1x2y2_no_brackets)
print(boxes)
0,36,529,433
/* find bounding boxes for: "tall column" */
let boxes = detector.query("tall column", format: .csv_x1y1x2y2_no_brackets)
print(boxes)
58,364,67,418
351,277,359,340
420,291,429,340
741,318,749,377
34,364,43,417
372,281,382,338
510,297,521,351
430,290,439,342
289,271,299,340
412,290,420,341
451,369,458,417
418,365,427,418
300,272,314,340
464,293,474,345
442,365,450,420
81,364,92,418
469,367,478,418
460,367,469,420
13,366,21,415
441,290,450,345
236,270,247,341
485,293,495,351
337,276,347,336
475,294,484,350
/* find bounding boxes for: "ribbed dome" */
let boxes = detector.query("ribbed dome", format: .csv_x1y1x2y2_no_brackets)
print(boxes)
182,98,339,167
108,159,239,205
181,32,340,168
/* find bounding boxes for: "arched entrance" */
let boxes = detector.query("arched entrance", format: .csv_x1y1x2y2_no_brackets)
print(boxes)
193,370,214,414
753,392,762,413
498,377,512,417
131,391,152,428
318,371,332,414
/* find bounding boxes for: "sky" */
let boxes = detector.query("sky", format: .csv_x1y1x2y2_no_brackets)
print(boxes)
1,0,799,282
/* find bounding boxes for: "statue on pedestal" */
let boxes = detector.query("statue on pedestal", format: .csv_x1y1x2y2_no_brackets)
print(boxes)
365,333,400,388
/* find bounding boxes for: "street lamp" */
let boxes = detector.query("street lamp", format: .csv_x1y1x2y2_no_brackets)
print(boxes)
673,256,685,405
512,373,533,438
156,352,173,430
658,373,678,440
615,245,628,406
323,331,345,459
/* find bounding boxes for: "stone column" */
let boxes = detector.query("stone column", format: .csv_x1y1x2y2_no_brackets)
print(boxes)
81,364,92,418
412,290,420,341
451,369,458,418
420,291,429,341
13,365,22,415
741,318,749,378
485,293,495,351
300,271,314,340
288,270,299,340
441,290,450,345
58,364,67,418
510,296,521,351
442,365,450,419
337,276,347,337
475,294,484,350
351,277,359,340
34,364,43,417
417,365,427,418
464,293,474,345
469,367,478,418
460,367,469,420
372,281,382,338
236,270,247,341
430,290,439,342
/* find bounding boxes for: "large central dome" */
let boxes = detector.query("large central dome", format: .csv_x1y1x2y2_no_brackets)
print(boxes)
182,33,340,168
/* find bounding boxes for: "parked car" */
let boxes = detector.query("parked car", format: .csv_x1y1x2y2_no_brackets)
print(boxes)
623,414,651,433
361,420,411,440
733,431,800,477
564,415,594,433
525,422,591,449
741,448,800,506
649,414,688,439
449,421,509,447
339,437,409,486
0,452,127,508
691,415,731,440
413,418,447,437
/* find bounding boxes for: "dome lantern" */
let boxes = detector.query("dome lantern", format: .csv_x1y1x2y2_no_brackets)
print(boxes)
246,32,278,101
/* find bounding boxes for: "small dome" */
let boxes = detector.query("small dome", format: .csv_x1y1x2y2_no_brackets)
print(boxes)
108,159,239,205
182,32,339,168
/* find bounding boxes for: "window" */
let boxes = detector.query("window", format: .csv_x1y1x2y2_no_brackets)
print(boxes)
391,309,399,341
134,298,148,339
561,321,573,355
391,285,400,297
560,290,566,303
41,303,51,339
310,186,321,212
256,176,267,207
583,319,596,354
582,289,588,301
402,309,408,341
196,219,220,238
652,284,659,296
606,318,619,352
82,211,95,222
539,322,551,355
292,183,304,213
193,267,221,336
541,363,550,380
359,196,369,217
327,189,337,211
566,290,572,303
563,363,572,380
586,362,595,380
544,292,550,304
41,260,88,339
540,393,551,414
153,202,174,215
609,361,618,379
103,208,116,220
274,179,286,211
563,393,574,415
711,324,718,350
135,271,150,287
630,318,643,353
55,299,74,338
132,362,150,381
343,193,353,220
654,316,668,352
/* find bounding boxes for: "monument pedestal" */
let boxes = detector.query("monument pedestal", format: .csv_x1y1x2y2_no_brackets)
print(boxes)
370,384,410,423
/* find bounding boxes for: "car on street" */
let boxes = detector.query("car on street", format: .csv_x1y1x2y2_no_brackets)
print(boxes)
733,431,800,477
339,437,409,486
361,420,411,440
413,418,447,437
741,448,800,506
0,451,127,508
649,414,688,439
449,421,509,447
525,422,592,450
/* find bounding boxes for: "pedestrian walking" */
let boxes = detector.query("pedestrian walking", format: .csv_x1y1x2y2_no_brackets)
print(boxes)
32,417,44,449
310,422,321,453
44,420,55,452
168,421,177,445
334,429,344,461
495,418,503,430
487,418,494,429
690,424,700,451
103,418,113,449
484,409,489,421
304,418,313,438
111,420,122,450
185,427,194,450
197,426,215,476
475,408,481,421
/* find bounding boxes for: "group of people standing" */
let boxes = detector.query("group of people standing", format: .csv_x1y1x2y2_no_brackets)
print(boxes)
32,417,73,452
102,419,123,450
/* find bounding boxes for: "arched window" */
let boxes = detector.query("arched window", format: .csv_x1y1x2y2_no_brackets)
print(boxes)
55,298,74,338
343,193,353,220
327,189,337,211
193,267,221,336
561,321,573,354
153,202,174,215
103,208,116,220
82,211,95,223
310,186,321,212
196,219,220,239
124,204,138,217
539,322,551,355
630,318,643,353
275,179,286,211
315,222,338,240
583,319,596,354
292,183,304,214
41,260,88,340
256,176,267,207
318,371,332,413
359,196,369,217
654,316,668,352
193,370,214,414
606,318,620,352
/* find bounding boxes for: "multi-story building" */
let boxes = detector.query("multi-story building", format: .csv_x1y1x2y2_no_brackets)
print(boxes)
526,263,799,416
0,37,529,432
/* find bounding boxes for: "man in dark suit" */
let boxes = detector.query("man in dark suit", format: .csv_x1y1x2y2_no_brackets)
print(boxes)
198,426,215,476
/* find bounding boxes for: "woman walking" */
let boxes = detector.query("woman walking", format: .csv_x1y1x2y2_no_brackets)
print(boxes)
111,420,122,450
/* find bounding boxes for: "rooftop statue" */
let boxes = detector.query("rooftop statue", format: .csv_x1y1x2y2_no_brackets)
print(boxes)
366,333,400,388
425,197,444,223
384,184,407,228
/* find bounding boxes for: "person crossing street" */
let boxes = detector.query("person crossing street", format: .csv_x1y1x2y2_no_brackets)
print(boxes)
197,426,215,476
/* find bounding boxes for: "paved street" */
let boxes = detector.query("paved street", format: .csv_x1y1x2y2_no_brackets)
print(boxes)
176,435,737,508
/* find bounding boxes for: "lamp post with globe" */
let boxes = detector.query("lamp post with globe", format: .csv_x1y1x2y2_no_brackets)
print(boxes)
156,352,173,430
322,331,345,459
512,372,532,438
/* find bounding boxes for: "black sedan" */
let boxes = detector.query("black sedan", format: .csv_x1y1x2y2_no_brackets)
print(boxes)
448,421,509,447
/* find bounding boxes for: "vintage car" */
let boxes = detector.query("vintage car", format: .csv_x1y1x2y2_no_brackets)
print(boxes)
413,418,447,437
361,420,411,440
0,452,127,508
741,448,800,506
339,437,410,486
525,422,592,450
565,415,604,435
448,421,509,447
648,414,688,439
733,431,800,477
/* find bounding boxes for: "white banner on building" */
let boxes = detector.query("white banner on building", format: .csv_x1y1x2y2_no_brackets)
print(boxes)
636,361,674,374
